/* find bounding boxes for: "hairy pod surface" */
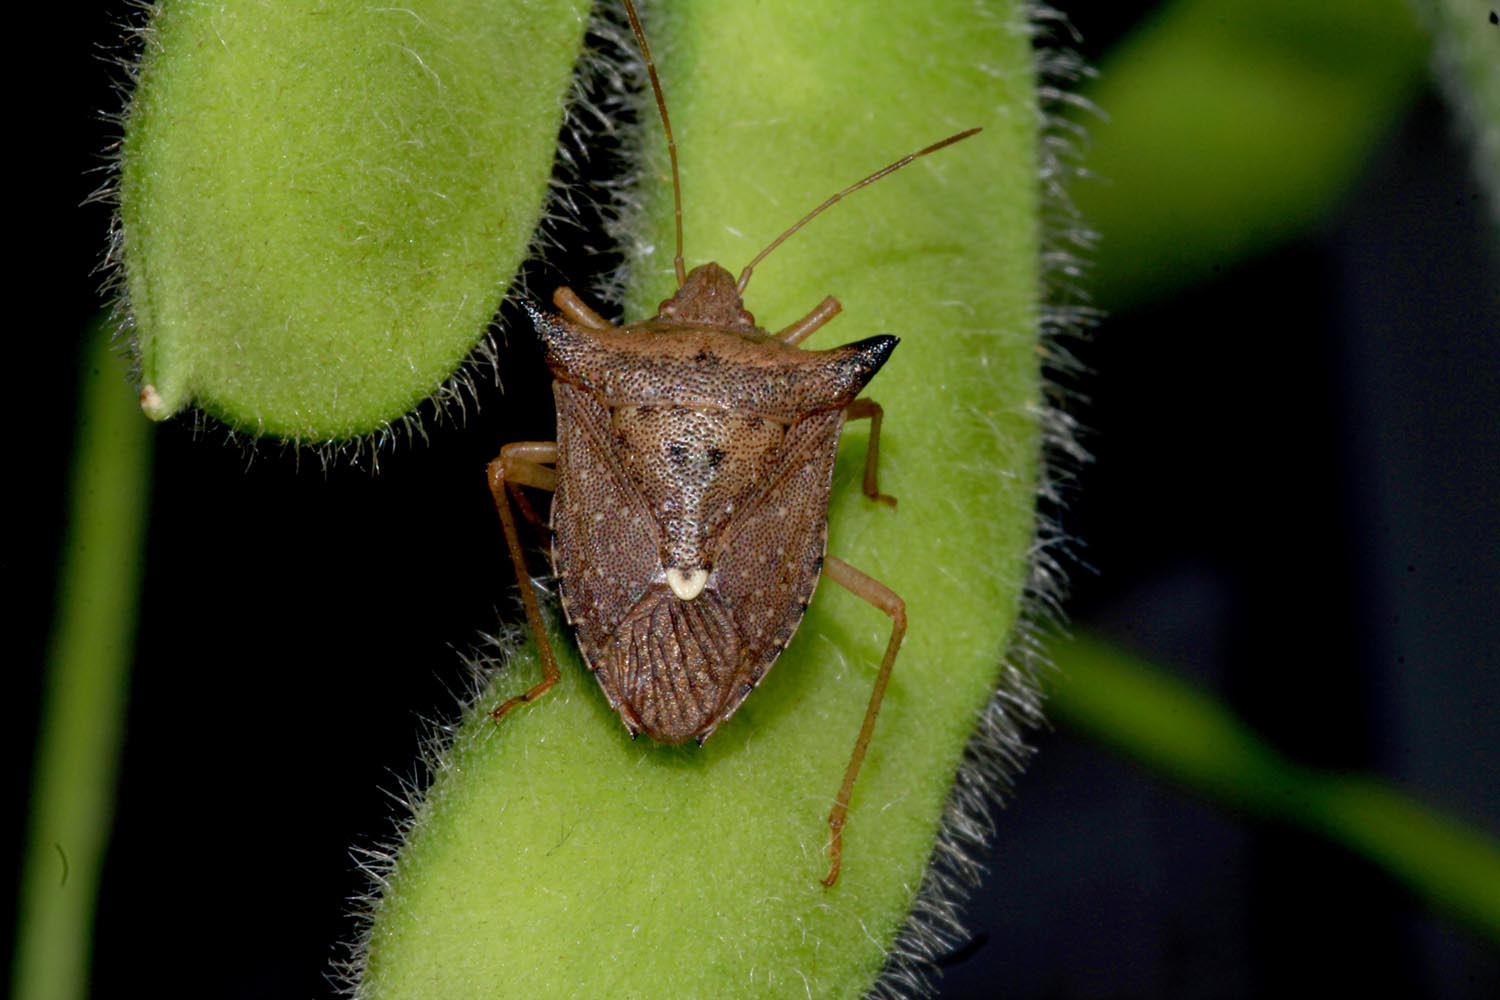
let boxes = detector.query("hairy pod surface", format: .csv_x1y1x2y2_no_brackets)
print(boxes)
119,0,591,441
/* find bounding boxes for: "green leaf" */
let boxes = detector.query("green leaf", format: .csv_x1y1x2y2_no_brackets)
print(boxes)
1077,0,1429,310
120,0,592,441
359,1,1044,996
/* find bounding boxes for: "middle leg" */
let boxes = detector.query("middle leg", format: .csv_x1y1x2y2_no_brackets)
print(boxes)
487,441,562,721
844,398,895,507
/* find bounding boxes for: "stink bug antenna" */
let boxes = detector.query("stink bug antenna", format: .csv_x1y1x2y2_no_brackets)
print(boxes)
623,0,687,288
736,127,983,295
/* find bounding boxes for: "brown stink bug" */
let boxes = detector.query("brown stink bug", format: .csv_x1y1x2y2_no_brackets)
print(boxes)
486,0,978,887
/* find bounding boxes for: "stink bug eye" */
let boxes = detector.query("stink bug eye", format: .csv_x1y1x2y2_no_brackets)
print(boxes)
486,0,977,888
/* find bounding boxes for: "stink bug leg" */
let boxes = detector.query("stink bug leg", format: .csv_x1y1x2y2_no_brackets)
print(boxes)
552,286,613,332
776,295,842,346
818,555,908,888
487,441,562,720
844,398,895,508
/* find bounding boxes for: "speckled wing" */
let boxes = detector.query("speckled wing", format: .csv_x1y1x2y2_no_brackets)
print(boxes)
606,582,741,744
551,379,748,744
550,381,663,677
707,408,846,720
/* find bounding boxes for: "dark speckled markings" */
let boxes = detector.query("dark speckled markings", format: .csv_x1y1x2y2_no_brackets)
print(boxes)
486,0,977,887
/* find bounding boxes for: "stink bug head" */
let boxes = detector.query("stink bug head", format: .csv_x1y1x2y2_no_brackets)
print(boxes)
656,263,757,332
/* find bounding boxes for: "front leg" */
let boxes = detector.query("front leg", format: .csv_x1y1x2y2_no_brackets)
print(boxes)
552,286,614,331
776,295,841,345
487,441,562,721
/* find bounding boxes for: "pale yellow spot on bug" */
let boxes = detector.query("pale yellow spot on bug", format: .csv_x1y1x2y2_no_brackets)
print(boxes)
666,567,709,601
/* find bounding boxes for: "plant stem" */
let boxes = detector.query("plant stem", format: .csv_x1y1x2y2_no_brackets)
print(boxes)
1049,632,1500,941
12,322,153,1000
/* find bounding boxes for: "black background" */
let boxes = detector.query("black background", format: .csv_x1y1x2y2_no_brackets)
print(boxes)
10,3,1499,996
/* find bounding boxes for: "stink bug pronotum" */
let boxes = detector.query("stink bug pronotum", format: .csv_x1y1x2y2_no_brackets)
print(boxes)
487,0,978,887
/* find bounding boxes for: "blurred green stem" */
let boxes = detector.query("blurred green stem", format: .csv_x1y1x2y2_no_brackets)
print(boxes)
1050,632,1500,941
1419,0,1500,222
12,323,153,1000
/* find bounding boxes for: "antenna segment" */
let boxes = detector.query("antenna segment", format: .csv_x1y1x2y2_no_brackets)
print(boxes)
622,0,687,288
736,127,982,294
